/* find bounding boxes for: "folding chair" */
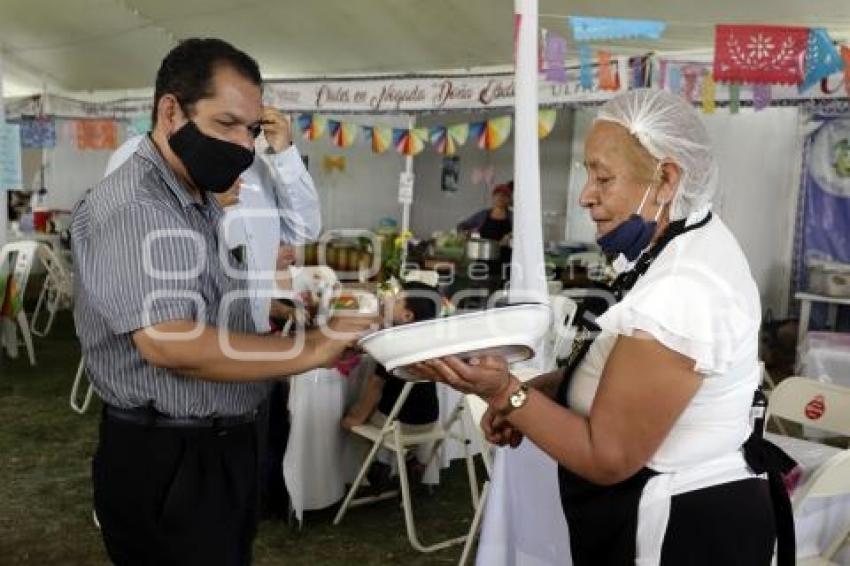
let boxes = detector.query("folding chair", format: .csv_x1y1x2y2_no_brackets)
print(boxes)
0,241,40,365
31,243,74,338
458,393,493,566
793,450,850,565
766,376,850,440
764,377,850,564
70,357,95,414
333,380,480,553
458,366,541,565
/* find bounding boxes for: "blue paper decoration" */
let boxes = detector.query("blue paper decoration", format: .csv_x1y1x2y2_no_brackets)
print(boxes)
800,28,845,93
544,32,568,83
127,115,151,137
568,16,666,42
19,117,56,149
578,44,593,89
668,66,682,94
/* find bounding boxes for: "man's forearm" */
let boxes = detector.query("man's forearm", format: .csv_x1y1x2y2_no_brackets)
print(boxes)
134,321,329,382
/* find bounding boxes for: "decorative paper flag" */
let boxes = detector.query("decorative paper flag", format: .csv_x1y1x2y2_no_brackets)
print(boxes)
127,115,151,137
843,46,850,96
659,60,668,91
0,123,23,190
19,117,56,149
682,66,700,101
470,116,512,151
429,123,469,156
362,126,392,154
714,24,809,85
629,55,652,89
297,113,327,141
472,165,495,186
753,84,772,110
701,72,716,114
538,109,557,139
568,16,666,41
800,29,845,92
729,84,741,114
75,119,118,150
322,155,346,173
513,13,521,62
544,32,568,83
578,44,593,90
328,120,358,148
597,51,619,91
668,66,682,94
392,127,428,156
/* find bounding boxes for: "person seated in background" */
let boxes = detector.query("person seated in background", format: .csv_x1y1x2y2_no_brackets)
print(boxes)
456,181,513,245
342,281,441,486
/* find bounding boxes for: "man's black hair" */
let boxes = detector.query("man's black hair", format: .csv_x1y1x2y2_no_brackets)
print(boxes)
151,38,262,126
401,281,440,322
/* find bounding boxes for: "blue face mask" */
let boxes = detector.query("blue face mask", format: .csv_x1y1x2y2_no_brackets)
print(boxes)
597,173,666,263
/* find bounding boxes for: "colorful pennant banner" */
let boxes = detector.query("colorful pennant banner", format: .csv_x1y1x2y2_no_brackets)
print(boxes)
297,114,327,141
328,120,358,148
470,116,512,150
714,24,809,85
392,127,428,156
800,28,845,93
568,16,666,41
363,126,392,154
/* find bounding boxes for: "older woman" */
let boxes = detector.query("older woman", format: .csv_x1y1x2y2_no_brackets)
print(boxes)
413,89,794,565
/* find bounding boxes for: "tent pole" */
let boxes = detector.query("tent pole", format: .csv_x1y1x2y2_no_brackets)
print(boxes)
0,53,7,250
399,114,415,276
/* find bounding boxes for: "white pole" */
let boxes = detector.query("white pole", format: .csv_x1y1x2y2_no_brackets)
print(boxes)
476,2,572,565
0,53,7,250
509,0,547,309
399,114,415,275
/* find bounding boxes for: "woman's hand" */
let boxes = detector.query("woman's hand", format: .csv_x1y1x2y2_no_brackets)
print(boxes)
481,405,524,448
408,355,515,405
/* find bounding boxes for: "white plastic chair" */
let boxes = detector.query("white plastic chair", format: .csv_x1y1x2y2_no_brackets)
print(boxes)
70,358,95,414
458,393,493,566
766,376,850,439
765,377,850,564
0,241,40,365
793,450,850,565
457,366,542,564
31,243,74,338
334,380,480,553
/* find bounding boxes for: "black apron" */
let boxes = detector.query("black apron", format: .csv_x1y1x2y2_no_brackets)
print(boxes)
554,213,797,566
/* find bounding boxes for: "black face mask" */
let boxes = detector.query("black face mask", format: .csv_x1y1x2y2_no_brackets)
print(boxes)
168,120,255,193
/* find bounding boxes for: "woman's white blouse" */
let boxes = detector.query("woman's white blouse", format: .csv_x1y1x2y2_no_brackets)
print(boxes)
567,209,763,473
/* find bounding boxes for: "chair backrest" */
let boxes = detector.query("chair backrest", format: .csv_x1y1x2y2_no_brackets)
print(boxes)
0,241,40,317
766,376,850,437
792,449,850,507
36,243,73,297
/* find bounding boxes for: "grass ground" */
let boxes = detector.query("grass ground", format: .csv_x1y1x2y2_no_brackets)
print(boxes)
0,313,478,565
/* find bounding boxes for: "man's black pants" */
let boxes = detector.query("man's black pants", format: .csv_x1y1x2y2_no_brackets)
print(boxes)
93,412,260,565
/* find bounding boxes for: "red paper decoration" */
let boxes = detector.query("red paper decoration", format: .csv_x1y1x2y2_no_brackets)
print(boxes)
714,24,809,85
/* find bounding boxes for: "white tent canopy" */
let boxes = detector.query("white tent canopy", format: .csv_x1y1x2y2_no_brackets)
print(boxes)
3,0,850,96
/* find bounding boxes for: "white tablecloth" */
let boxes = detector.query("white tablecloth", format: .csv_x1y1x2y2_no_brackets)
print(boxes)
282,359,481,521
801,331,850,389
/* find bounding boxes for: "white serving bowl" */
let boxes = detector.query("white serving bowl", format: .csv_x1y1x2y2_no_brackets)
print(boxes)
358,303,551,380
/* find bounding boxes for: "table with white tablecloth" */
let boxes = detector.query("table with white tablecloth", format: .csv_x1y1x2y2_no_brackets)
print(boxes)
800,331,850,389
282,357,481,522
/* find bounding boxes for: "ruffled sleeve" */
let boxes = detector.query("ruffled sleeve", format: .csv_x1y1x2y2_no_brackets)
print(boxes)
595,269,758,375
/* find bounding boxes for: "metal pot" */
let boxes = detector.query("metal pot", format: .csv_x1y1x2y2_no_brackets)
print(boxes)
464,237,500,261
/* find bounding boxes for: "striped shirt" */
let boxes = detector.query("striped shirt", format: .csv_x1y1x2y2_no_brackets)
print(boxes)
71,135,270,417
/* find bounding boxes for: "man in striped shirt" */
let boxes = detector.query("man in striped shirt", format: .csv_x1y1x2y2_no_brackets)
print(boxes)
71,38,373,565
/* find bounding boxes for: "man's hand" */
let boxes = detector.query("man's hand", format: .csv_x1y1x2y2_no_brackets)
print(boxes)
261,107,292,153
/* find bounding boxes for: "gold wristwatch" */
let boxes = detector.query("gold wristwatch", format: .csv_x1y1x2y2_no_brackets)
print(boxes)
502,383,529,414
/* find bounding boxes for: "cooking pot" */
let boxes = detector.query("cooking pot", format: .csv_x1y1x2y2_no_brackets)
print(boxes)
464,237,500,261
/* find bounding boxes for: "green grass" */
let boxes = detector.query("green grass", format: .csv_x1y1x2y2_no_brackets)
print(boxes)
0,313,479,565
